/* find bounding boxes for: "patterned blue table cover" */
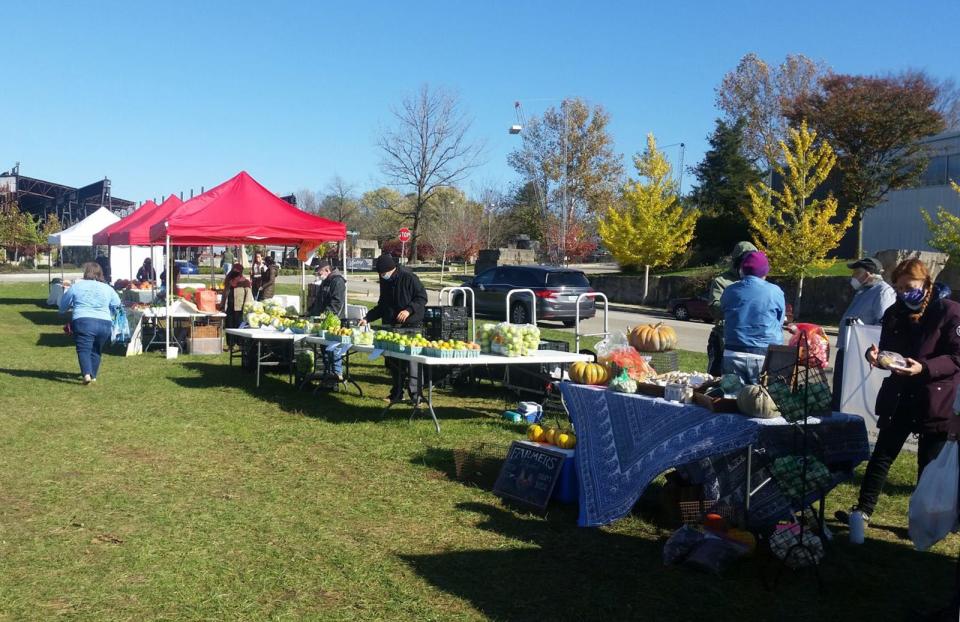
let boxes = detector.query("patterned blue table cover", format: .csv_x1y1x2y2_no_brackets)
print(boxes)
560,383,870,527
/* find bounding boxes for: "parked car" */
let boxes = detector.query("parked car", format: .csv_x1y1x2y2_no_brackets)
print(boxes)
456,265,597,326
669,295,795,323
174,260,199,275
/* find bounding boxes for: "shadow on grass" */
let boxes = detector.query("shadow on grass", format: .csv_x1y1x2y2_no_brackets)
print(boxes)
173,361,488,426
0,367,81,384
0,297,47,307
20,310,66,326
400,501,959,622
36,333,74,348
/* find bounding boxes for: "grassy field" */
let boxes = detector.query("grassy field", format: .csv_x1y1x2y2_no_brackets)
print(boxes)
1,281,957,620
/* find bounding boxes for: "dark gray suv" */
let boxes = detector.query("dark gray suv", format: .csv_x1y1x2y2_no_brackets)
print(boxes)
458,265,597,326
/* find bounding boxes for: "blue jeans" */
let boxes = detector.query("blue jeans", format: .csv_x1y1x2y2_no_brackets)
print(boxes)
71,317,112,378
721,351,764,386
324,348,344,378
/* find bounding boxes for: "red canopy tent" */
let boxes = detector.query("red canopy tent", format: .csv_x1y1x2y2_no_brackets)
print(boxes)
147,171,347,355
149,171,346,246
114,195,183,246
91,200,158,246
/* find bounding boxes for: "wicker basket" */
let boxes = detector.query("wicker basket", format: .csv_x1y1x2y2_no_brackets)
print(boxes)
452,442,508,488
638,349,680,373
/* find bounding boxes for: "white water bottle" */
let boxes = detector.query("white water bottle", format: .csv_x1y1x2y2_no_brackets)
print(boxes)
849,510,865,544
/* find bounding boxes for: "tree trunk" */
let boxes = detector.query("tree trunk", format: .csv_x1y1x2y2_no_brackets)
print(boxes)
439,250,447,288
856,215,863,260
794,275,804,321
642,265,650,302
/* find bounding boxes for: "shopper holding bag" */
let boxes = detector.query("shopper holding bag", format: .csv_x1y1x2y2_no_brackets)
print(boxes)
837,258,960,527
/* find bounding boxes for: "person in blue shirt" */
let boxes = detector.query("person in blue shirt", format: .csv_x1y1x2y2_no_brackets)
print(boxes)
720,251,786,385
832,257,896,409
59,262,122,384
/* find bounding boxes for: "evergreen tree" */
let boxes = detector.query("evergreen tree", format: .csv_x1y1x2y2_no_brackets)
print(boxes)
689,118,761,262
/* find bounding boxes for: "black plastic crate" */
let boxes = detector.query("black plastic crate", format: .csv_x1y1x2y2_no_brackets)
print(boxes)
538,339,570,353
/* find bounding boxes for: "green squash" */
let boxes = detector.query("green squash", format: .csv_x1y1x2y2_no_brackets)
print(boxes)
737,384,780,419
608,370,638,394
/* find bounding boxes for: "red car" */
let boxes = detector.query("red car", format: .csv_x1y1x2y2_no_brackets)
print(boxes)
669,296,794,323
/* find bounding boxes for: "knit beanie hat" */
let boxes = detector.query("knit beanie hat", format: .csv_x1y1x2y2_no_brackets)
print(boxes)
375,253,397,274
740,251,770,278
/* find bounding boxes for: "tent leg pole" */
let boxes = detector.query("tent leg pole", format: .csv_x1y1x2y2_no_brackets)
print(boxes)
342,240,348,304
301,261,305,315
166,236,171,354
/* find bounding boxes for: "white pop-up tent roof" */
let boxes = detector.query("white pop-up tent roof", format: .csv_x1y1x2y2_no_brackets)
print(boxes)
47,207,121,247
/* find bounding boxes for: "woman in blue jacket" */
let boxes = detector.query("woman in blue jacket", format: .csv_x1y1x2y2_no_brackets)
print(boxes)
720,251,786,385
59,262,122,384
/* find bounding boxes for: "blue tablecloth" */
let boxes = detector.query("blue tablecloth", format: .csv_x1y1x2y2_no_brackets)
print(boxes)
560,384,870,527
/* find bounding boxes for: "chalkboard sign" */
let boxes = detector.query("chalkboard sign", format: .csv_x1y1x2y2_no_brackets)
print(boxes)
494,441,567,512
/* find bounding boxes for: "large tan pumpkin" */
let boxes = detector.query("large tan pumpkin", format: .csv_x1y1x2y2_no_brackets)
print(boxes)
569,361,612,385
628,322,678,352
736,384,780,419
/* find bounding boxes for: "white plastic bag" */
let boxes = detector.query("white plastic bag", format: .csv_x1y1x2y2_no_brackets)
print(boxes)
908,441,959,551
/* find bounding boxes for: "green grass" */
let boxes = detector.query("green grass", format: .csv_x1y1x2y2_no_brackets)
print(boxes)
1,281,957,620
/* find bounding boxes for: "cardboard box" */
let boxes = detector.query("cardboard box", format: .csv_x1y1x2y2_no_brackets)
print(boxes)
188,337,222,355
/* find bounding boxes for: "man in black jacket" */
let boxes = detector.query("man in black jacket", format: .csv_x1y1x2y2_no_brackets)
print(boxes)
310,259,348,381
359,253,428,401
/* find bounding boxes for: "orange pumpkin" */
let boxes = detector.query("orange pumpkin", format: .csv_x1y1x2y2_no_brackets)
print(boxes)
569,361,612,385
628,322,678,352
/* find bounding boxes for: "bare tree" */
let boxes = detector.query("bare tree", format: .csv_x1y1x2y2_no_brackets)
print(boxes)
378,84,485,262
716,53,830,169
321,175,359,225
295,188,320,214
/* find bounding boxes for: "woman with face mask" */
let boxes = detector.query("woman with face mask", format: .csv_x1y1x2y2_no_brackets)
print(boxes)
838,258,960,528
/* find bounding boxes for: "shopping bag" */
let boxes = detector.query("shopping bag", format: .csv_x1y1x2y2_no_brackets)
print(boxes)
908,441,959,551
111,307,131,345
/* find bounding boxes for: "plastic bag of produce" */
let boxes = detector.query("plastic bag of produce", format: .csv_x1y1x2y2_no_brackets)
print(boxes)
788,323,829,368
596,332,655,381
491,322,540,357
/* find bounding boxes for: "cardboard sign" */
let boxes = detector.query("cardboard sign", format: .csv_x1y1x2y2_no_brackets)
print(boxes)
763,345,799,386
494,441,566,512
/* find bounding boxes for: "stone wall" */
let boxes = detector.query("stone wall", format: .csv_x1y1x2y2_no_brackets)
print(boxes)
587,273,857,318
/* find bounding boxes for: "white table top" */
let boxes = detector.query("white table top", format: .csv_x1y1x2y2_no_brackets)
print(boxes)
382,349,593,367
225,328,309,341
303,336,376,353
303,336,593,365
138,307,226,319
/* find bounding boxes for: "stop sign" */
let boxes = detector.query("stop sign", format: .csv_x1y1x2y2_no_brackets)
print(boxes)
398,227,411,243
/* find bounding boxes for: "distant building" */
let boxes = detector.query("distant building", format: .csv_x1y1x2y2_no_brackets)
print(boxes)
0,164,135,227
862,130,960,253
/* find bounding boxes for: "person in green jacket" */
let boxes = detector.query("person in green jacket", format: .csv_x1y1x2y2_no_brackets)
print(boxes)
706,241,757,377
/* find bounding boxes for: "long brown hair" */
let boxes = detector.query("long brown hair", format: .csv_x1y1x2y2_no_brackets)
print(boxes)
891,258,933,323
82,261,103,281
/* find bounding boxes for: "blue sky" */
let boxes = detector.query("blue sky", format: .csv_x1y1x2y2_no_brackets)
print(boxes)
2,1,958,204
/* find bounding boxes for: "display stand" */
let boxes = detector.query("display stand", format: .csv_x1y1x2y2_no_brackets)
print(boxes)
762,333,831,590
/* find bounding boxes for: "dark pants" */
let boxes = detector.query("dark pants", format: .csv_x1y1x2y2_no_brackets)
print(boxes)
225,311,243,346
857,418,947,515
386,357,407,400
831,349,846,411
707,325,724,378
71,317,112,379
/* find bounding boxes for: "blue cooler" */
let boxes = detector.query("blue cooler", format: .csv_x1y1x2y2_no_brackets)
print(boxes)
518,441,578,504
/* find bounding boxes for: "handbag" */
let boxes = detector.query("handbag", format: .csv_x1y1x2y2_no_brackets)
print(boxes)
111,307,131,345
908,441,959,551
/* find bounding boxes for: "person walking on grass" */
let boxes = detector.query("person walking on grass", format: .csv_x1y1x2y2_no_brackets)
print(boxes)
58,262,121,384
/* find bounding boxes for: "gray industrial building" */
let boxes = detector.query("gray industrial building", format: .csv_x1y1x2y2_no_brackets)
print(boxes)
862,129,960,253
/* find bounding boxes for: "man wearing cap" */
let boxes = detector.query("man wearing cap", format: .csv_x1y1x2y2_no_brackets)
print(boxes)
720,250,786,385
310,259,348,382
832,257,896,409
359,253,428,402
705,241,758,377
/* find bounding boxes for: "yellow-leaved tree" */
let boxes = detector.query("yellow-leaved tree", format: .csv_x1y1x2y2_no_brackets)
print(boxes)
599,133,698,300
742,120,854,318
921,181,960,266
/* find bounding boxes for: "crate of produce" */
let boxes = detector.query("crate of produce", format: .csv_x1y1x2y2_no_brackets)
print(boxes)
537,339,570,353
422,347,480,359
635,382,666,398
188,337,223,355
636,349,680,373
329,334,353,345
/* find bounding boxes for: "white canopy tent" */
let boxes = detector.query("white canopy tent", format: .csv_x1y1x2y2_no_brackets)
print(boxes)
46,207,120,247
